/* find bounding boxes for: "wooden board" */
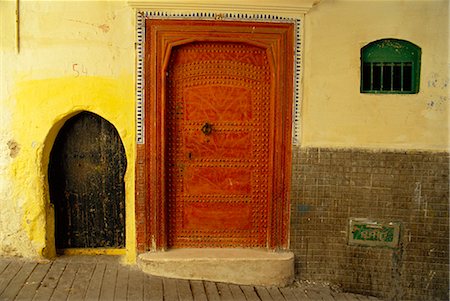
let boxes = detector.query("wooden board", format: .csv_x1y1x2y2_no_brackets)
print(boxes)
113,265,129,301
177,279,193,301
127,268,144,301
98,263,118,301
0,261,22,295
190,280,208,301
14,262,51,300
33,262,66,301
204,281,221,301
240,285,261,301
50,262,79,301
0,262,36,300
145,276,163,301
162,278,179,300
84,263,106,301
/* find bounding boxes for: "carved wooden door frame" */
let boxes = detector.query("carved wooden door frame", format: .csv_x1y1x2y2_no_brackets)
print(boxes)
136,19,294,252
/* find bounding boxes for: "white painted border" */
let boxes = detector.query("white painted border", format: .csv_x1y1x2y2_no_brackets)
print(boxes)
136,13,145,144
134,11,303,146
128,0,318,16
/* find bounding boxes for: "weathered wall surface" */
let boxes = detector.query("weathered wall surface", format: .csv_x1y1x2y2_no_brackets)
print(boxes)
0,0,448,299
293,1,449,300
302,0,449,150
0,1,136,260
290,147,449,300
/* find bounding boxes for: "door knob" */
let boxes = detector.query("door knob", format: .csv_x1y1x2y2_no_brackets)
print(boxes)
201,123,213,135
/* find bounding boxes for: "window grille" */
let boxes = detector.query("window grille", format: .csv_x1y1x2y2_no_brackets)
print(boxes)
361,39,421,94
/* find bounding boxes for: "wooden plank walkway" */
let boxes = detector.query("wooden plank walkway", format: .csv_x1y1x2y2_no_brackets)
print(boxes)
0,256,382,301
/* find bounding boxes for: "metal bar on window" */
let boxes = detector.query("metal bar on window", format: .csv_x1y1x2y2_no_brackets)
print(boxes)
390,63,394,91
380,63,384,91
400,62,404,92
370,63,373,91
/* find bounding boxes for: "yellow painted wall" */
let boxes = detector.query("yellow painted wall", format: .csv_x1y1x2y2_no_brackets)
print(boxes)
302,0,449,150
0,0,447,260
0,0,136,261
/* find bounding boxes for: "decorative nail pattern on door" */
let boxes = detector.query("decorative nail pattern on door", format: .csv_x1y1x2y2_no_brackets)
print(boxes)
167,42,271,248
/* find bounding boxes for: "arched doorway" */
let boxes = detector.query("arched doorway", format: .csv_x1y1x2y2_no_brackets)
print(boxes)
49,112,126,250
137,20,293,251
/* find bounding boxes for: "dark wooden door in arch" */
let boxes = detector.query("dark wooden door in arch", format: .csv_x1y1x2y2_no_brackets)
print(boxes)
49,111,126,249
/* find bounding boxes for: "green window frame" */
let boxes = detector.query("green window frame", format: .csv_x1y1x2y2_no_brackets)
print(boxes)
361,39,421,94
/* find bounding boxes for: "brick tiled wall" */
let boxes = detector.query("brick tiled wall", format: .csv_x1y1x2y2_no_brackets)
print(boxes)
290,147,449,300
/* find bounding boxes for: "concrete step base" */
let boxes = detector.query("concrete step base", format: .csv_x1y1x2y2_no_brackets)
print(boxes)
137,248,294,287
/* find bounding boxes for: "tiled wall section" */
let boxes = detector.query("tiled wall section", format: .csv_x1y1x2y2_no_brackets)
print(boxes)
290,147,449,301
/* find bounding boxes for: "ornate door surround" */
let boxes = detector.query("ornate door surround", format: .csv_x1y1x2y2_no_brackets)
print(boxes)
136,19,294,252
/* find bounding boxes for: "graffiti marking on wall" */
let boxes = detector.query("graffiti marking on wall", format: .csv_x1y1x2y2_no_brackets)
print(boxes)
349,218,400,248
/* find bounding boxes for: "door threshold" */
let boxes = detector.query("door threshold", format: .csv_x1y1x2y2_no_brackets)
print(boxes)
137,248,294,287
58,248,126,256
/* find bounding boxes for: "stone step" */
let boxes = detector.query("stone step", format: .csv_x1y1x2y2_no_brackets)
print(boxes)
137,248,295,287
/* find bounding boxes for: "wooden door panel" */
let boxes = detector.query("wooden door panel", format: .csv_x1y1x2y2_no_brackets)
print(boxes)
184,203,253,231
184,167,253,195
184,86,253,122
184,131,253,160
171,44,268,66
166,40,270,248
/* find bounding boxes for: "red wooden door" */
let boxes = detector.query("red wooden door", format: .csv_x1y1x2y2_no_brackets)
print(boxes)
137,20,293,251
166,42,272,248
